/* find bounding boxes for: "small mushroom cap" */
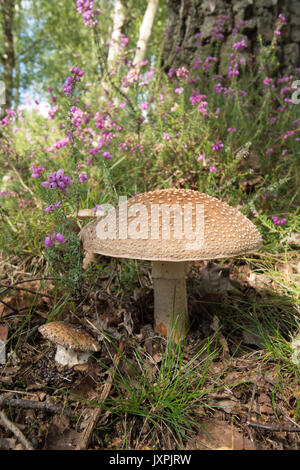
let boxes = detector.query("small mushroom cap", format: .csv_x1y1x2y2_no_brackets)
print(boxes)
79,189,262,262
39,322,100,352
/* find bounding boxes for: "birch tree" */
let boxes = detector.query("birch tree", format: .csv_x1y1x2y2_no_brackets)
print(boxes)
133,0,159,68
0,0,15,110
107,0,126,69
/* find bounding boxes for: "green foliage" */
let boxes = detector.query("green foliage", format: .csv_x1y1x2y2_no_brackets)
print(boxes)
0,7,299,442
92,332,222,447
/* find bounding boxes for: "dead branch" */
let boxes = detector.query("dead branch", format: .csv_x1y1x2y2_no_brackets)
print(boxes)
0,409,34,450
0,396,74,417
75,341,124,450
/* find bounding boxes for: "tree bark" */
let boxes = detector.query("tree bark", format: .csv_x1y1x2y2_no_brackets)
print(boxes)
162,0,300,76
107,0,126,69
133,0,159,68
0,0,15,110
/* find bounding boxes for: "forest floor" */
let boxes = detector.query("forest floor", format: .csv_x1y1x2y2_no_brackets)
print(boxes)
0,245,299,451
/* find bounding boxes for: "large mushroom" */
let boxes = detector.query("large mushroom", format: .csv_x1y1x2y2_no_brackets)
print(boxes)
79,189,262,340
39,321,100,367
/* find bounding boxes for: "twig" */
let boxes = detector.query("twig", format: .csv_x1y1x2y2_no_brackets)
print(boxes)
75,341,124,450
0,409,34,450
245,365,260,450
8,285,53,298
7,162,36,198
247,421,300,433
246,366,260,425
0,396,74,417
0,298,19,314
246,365,300,434
0,277,60,297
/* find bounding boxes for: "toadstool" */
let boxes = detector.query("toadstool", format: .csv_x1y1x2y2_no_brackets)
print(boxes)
39,321,100,367
79,189,262,340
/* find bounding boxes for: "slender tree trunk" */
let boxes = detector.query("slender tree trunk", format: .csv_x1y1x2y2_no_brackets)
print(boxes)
0,0,15,110
162,0,300,76
133,0,159,68
107,0,126,69
97,0,126,105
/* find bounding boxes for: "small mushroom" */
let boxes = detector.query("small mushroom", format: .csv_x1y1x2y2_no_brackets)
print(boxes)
39,321,100,367
79,189,262,341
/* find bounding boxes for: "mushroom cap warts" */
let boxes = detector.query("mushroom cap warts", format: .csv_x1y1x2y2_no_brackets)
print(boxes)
79,188,262,262
39,321,100,352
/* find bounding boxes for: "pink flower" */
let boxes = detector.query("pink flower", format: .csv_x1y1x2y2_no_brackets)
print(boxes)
266,148,274,155
272,216,287,226
283,130,295,139
176,66,189,79
278,14,286,23
78,172,88,183
197,155,205,162
212,141,224,151
141,102,149,111
232,39,247,50
163,133,171,141
263,77,275,88
44,237,53,248
102,151,113,159
209,166,217,172
55,233,66,243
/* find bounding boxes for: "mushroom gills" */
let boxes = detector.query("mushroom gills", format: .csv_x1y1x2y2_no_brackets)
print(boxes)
55,344,90,367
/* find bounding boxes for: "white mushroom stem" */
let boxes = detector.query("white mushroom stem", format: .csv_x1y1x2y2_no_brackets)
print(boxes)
55,344,90,367
152,261,189,341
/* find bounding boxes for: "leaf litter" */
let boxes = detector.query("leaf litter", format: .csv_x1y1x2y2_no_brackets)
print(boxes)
0,259,299,450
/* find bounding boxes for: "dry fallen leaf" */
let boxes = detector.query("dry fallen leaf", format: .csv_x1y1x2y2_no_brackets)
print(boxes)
282,232,300,246
45,415,81,450
198,262,234,296
186,420,253,450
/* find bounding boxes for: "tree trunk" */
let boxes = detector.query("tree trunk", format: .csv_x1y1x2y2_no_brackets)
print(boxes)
0,0,15,110
133,0,159,68
162,0,300,76
107,0,126,69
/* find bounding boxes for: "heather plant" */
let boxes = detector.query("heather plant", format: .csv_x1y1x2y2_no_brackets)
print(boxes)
0,8,299,296
0,4,300,451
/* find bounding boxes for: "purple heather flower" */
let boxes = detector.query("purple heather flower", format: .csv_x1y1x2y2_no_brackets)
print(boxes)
44,237,53,248
263,77,275,88
212,141,224,151
278,13,286,23
141,102,149,111
266,148,274,155
44,204,55,213
55,233,66,243
233,39,248,50
176,66,189,79
57,181,66,189
44,202,61,213
78,172,88,183
284,130,295,139
102,151,113,160
41,169,73,193
272,216,287,226
92,204,104,212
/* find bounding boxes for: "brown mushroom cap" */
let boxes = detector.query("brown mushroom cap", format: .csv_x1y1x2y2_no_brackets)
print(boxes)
79,188,262,261
39,322,100,352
